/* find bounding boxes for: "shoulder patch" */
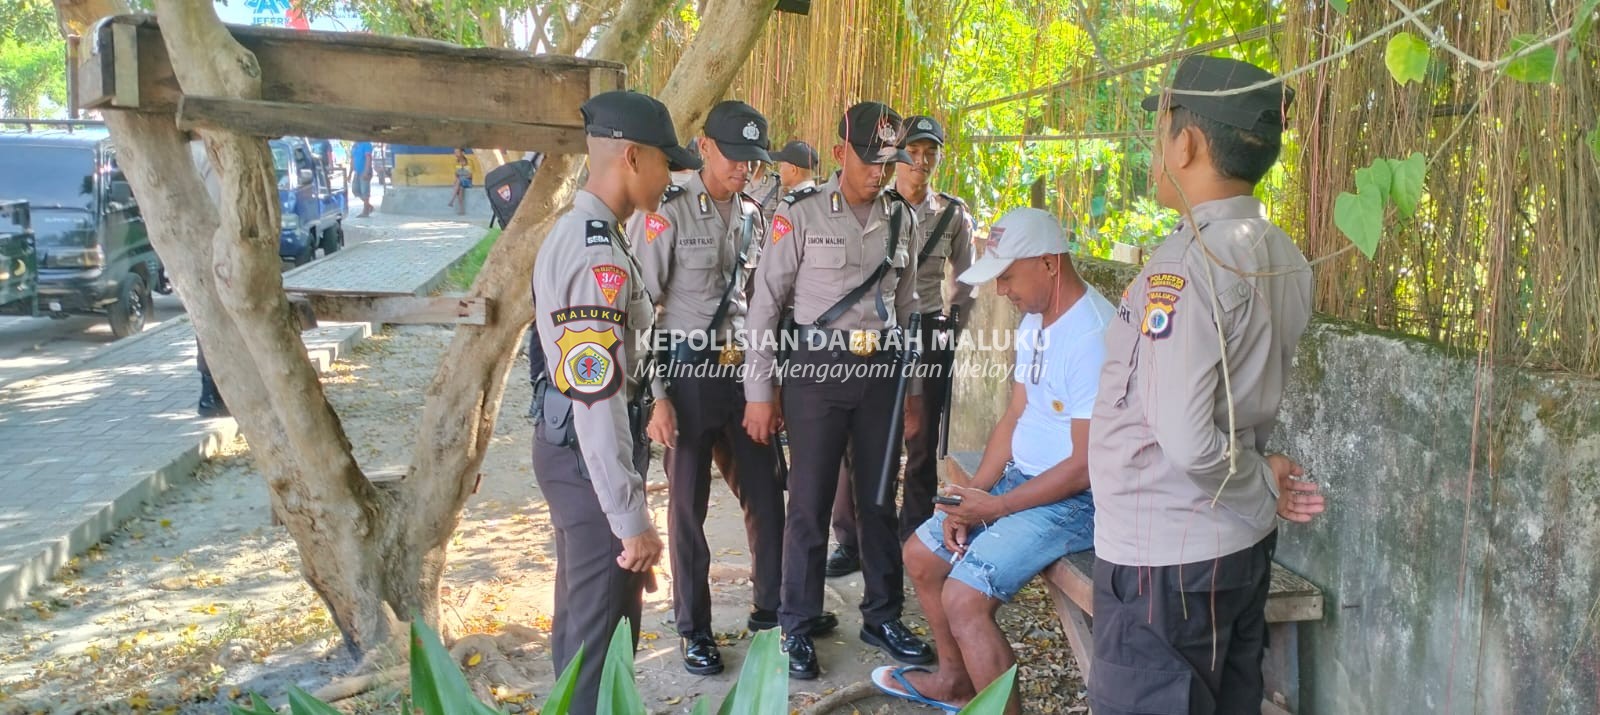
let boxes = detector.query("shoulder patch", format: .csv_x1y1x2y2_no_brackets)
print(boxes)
591,264,628,304
783,186,821,205
772,215,794,243
584,219,612,248
661,185,687,204
1148,272,1187,291
643,213,670,244
553,326,622,405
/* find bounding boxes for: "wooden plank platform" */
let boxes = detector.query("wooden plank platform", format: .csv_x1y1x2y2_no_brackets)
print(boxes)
74,14,625,150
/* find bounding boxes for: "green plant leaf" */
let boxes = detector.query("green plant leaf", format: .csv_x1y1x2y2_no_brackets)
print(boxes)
958,664,1018,714
1330,0,1349,15
1388,152,1426,217
227,693,277,715
1353,159,1393,199
1587,125,1600,165
724,628,787,714
540,642,585,715
409,620,500,715
287,686,345,715
715,681,740,715
691,698,712,715
1334,190,1384,259
598,619,644,714
1503,34,1558,83
1384,32,1430,85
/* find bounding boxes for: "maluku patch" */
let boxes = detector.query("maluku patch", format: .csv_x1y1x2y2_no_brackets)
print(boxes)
554,327,621,404
1143,290,1180,339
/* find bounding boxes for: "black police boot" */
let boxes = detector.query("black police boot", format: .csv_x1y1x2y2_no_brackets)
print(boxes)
860,619,934,665
197,374,230,418
782,633,819,680
680,632,724,675
824,544,860,578
748,608,839,636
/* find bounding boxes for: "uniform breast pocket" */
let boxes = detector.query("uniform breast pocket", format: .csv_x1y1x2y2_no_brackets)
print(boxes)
1103,318,1142,407
802,241,848,288
679,244,719,273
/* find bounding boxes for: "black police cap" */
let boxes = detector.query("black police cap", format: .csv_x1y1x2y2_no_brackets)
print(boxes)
703,100,772,163
837,102,913,165
581,90,702,171
900,115,945,147
770,140,820,170
1141,55,1295,134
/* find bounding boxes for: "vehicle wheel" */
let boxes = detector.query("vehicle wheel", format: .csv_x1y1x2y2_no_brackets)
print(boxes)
292,234,316,266
109,272,151,338
321,222,344,255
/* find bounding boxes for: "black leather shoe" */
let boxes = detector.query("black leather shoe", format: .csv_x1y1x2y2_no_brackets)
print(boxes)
747,609,839,636
824,545,860,577
197,375,230,418
860,620,934,665
782,634,819,680
681,632,724,675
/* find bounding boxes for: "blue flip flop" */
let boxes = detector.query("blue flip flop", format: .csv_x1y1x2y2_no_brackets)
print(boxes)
871,664,963,712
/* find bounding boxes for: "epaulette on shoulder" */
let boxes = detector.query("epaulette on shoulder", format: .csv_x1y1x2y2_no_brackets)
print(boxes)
783,186,822,205
938,191,967,206
583,219,613,248
661,184,687,204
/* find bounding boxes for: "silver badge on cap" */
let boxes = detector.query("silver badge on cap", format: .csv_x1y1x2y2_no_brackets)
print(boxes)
742,122,761,141
876,120,897,143
917,119,933,130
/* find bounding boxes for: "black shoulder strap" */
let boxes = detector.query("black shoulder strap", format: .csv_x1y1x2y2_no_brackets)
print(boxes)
705,210,755,335
814,202,904,328
783,186,822,205
917,201,961,262
661,184,687,204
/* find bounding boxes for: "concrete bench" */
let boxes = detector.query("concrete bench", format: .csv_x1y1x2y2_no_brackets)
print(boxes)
946,452,1323,714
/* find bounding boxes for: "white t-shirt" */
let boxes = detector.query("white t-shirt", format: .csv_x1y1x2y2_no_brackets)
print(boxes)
1010,286,1115,476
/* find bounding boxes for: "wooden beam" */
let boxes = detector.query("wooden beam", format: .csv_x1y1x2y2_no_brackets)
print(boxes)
75,14,625,151
299,294,492,326
177,96,587,154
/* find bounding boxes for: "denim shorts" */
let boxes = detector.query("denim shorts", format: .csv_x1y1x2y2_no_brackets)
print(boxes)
914,463,1095,601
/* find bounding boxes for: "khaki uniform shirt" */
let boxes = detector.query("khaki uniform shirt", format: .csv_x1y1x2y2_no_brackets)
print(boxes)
900,189,976,316
628,173,766,396
532,190,656,539
743,173,919,402
1087,196,1312,566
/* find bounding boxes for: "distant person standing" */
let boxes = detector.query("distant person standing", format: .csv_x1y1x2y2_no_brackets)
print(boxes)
755,140,820,225
351,140,374,218
448,154,472,215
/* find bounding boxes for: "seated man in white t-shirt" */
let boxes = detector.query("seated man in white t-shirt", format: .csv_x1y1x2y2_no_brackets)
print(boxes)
873,208,1113,713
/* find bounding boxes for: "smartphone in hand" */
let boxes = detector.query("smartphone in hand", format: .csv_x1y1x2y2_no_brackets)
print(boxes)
933,494,963,507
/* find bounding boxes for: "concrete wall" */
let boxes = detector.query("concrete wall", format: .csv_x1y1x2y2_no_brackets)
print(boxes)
949,255,1600,714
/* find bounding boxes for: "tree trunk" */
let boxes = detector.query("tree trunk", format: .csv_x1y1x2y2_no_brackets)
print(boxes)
655,0,780,136
555,0,613,56
55,0,776,661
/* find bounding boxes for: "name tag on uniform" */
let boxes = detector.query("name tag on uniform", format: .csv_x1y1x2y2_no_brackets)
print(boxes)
806,234,845,246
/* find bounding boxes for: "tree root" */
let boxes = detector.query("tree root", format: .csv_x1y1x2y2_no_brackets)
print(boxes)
313,664,407,703
311,625,547,704
798,680,879,714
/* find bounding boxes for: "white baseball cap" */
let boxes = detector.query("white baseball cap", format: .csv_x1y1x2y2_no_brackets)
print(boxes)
957,208,1071,285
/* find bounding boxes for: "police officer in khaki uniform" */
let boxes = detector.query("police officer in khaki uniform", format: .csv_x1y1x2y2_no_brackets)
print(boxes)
1086,56,1326,715
827,115,977,572
753,140,822,224
530,90,698,713
743,102,934,678
628,100,789,675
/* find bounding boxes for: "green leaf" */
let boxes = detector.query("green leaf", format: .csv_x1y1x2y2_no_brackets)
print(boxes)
287,687,345,715
958,664,1018,714
1574,0,1599,45
1388,153,1427,217
227,693,277,715
715,681,740,715
1334,190,1385,259
598,619,644,714
1353,159,1393,199
724,628,787,714
1384,32,1430,86
1330,0,1349,15
540,642,585,715
409,620,500,715
1503,34,1558,83
691,699,712,715
1588,125,1600,165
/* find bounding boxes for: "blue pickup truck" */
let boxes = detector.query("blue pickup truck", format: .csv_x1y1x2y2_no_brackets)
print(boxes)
271,136,347,265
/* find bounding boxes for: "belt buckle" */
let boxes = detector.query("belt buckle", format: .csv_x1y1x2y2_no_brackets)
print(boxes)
719,343,744,366
849,329,877,357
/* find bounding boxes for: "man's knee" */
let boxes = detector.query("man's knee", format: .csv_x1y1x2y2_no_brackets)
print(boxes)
941,580,998,635
903,537,949,583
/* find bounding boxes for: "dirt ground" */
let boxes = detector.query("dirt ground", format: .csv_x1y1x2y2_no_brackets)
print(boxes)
0,326,1086,714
